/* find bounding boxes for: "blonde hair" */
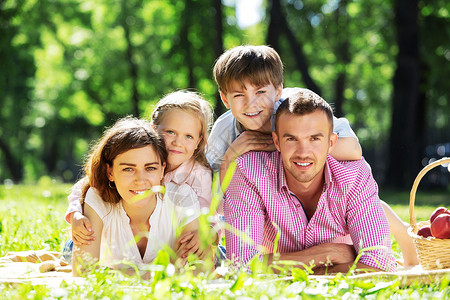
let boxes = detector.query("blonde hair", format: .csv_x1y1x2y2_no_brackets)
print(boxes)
81,117,167,204
213,45,284,94
151,90,213,170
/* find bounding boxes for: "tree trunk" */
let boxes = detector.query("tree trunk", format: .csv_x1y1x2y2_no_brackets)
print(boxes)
180,0,195,88
121,0,140,117
0,138,23,182
333,0,350,118
386,0,421,188
267,0,321,95
213,0,225,119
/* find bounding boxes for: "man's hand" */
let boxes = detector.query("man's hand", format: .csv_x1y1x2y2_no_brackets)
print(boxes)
267,243,357,269
71,211,94,246
220,131,276,182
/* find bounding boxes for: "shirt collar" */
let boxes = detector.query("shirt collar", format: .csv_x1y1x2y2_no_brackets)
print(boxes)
164,160,195,184
234,119,245,136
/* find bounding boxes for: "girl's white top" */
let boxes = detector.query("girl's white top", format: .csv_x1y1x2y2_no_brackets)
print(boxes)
84,182,200,267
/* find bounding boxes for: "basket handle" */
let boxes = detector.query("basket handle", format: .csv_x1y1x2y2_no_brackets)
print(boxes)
409,157,450,227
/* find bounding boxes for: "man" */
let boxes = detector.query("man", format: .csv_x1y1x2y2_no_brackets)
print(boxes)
224,88,396,273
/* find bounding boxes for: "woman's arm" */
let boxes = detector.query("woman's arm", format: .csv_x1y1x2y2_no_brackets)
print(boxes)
72,203,103,276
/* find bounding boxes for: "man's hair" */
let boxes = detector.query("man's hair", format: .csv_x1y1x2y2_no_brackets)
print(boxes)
275,88,334,133
213,45,283,94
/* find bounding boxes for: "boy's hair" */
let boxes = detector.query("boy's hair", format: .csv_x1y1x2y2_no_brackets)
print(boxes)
151,90,213,170
275,88,334,134
82,117,167,204
213,45,283,94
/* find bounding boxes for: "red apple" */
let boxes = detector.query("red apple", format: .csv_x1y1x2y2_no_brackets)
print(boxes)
430,207,450,223
417,225,433,238
430,214,450,239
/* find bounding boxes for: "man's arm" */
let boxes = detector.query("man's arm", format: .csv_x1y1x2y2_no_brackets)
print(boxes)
329,137,362,161
224,159,266,264
264,243,381,275
346,159,397,272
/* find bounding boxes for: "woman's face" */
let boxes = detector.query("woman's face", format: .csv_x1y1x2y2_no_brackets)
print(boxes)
107,145,165,206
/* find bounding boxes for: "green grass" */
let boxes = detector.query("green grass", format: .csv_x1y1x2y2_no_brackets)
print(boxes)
380,187,450,222
0,183,449,299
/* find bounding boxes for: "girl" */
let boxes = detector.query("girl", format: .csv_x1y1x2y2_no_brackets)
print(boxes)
151,90,217,258
66,90,216,261
72,117,200,275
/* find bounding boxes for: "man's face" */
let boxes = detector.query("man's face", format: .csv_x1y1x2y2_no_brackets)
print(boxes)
273,110,337,189
220,80,282,133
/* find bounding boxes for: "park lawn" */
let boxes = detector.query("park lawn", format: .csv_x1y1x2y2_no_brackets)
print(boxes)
0,183,449,299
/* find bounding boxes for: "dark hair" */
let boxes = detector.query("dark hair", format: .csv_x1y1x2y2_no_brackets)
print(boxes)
275,88,334,133
81,117,167,204
213,45,283,94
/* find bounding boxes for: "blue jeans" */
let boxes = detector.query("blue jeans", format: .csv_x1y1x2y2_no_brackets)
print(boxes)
63,239,73,263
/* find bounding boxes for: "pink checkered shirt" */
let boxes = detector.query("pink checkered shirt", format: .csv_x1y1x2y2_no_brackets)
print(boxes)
224,152,396,272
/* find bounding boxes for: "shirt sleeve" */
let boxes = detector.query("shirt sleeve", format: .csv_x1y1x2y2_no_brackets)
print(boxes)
346,160,396,272
64,179,84,223
206,124,227,172
165,182,201,227
206,111,236,172
83,187,110,220
191,167,213,211
224,161,266,265
333,116,358,139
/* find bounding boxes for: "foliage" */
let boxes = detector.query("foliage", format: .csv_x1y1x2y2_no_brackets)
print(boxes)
0,0,448,188
1,183,450,298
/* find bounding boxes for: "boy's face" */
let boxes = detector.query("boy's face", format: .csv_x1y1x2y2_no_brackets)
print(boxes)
220,80,282,133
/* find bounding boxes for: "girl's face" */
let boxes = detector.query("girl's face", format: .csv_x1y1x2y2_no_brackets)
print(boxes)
157,109,203,172
107,145,165,206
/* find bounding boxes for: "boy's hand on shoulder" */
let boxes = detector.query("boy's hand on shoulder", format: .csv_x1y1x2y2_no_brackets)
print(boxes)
71,211,95,246
219,131,275,183
225,131,275,162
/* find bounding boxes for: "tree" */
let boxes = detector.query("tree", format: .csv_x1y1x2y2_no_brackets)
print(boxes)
266,0,321,95
386,0,421,188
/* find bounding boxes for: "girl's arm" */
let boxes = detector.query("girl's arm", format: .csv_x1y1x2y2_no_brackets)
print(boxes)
66,178,95,246
330,137,362,161
72,203,103,276
174,219,199,260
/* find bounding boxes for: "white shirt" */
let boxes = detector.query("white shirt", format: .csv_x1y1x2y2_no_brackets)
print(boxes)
84,182,200,267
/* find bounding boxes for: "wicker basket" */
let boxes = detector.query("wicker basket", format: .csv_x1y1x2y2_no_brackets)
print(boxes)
407,157,450,270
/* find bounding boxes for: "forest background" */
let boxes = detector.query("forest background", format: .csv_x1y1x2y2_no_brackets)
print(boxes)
1,0,449,191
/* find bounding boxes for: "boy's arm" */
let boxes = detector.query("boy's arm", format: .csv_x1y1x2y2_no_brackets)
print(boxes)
219,131,275,183
329,137,362,161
